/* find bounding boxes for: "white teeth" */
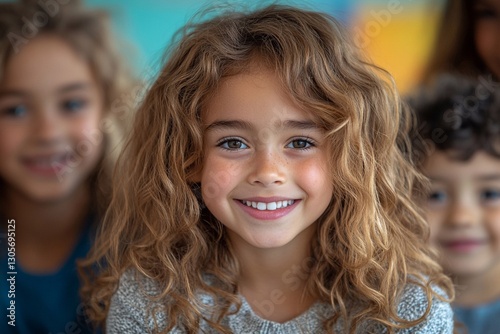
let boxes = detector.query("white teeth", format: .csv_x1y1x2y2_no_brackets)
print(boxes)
28,155,65,167
34,159,60,167
241,200,295,211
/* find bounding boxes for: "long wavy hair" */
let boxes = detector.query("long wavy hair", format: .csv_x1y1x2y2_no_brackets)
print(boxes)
0,0,139,212
82,4,453,333
422,0,491,82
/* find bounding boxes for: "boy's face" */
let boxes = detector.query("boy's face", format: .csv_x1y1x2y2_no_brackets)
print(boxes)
423,151,500,280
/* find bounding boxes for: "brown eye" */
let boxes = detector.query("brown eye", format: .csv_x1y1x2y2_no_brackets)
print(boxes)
286,138,314,149
218,138,249,150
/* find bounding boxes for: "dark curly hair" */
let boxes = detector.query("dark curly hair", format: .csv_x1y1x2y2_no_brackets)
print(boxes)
408,74,500,164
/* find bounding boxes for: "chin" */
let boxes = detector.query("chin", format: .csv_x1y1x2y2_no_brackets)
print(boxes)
247,235,293,249
23,184,80,204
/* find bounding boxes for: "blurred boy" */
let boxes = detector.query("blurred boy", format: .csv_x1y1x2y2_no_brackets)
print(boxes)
410,74,500,334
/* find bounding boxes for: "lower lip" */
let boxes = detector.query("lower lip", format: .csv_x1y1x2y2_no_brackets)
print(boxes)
442,241,485,253
22,160,66,177
235,200,300,220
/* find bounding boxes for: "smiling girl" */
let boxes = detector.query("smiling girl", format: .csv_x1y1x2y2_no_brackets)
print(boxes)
83,4,454,333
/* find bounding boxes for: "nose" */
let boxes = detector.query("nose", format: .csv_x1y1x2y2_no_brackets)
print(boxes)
247,150,286,186
32,107,64,145
445,199,481,228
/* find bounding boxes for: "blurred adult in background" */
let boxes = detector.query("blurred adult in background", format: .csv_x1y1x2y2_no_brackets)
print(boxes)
422,0,500,81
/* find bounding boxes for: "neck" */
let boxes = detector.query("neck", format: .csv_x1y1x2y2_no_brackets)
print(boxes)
453,264,500,307
3,184,92,273
231,224,317,322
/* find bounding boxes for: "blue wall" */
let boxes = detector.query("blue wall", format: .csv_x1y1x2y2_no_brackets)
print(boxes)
84,0,356,79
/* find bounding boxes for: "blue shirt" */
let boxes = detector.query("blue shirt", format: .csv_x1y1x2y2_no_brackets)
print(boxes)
454,299,500,334
0,216,96,334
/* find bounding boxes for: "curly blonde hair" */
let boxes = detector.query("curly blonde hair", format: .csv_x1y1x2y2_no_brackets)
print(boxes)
0,0,139,211
82,4,453,333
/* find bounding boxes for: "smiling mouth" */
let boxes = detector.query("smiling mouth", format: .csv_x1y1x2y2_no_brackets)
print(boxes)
239,200,295,211
440,239,486,252
22,153,70,175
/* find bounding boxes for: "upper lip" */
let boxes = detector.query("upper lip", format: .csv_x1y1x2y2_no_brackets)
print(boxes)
440,238,486,246
236,196,297,202
21,152,70,164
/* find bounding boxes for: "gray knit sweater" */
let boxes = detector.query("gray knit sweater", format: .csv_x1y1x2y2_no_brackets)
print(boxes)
107,270,453,333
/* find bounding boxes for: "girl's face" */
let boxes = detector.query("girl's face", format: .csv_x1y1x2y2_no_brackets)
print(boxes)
423,151,500,280
201,68,333,251
474,0,500,77
0,35,104,203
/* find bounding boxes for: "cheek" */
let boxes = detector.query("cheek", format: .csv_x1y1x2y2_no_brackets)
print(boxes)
425,211,444,244
200,155,241,201
70,111,104,159
0,124,25,157
295,157,332,198
486,209,500,242
475,23,498,60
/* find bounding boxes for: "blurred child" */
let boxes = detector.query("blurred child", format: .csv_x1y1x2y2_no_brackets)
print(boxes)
82,4,454,333
423,0,500,81
0,0,138,333
410,74,500,334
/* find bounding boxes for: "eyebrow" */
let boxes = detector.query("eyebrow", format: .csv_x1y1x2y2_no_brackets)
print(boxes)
0,89,25,98
57,82,91,94
0,82,91,98
476,174,500,181
429,174,500,182
205,119,321,132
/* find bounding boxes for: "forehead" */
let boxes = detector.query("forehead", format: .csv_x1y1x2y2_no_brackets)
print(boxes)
423,150,500,181
1,35,95,93
203,68,317,126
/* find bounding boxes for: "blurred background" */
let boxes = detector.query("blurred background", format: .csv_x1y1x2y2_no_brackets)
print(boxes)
68,0,444,93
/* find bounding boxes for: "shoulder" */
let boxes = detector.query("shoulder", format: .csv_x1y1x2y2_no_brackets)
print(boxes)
106,269,172,334
114,268,163,298
394,282,454,333
453,298,500,334
107,270,216,334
